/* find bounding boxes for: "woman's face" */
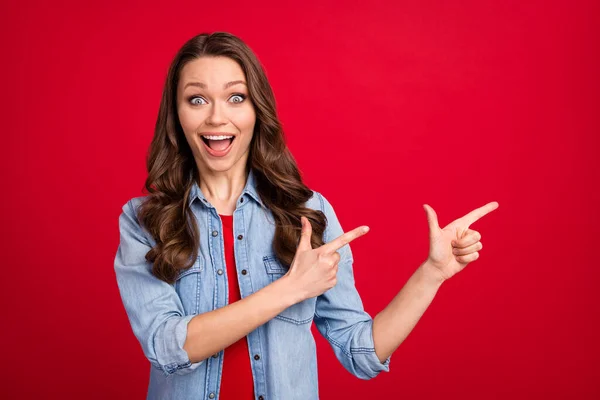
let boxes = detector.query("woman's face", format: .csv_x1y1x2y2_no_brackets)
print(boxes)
177,56,256,175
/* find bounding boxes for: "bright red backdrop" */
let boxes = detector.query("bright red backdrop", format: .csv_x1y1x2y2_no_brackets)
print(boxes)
1,0,598,399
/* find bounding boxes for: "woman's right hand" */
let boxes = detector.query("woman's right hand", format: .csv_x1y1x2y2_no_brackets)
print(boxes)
284,216,370,302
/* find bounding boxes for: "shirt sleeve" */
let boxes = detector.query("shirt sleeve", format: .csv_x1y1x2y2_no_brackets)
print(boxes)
313,192,392,380
113,199,204,376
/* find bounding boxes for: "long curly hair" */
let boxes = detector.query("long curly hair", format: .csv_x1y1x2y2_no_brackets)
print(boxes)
137,32,327,284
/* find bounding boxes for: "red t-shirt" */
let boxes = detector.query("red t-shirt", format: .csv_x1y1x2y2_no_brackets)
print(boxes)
218,214,255,399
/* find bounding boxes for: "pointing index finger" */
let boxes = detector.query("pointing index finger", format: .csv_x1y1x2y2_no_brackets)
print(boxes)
320,226,370,255
461,201,499,227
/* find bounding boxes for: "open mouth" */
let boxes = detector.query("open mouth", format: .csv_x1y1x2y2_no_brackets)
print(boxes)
201,135,235,157
201,136,234,150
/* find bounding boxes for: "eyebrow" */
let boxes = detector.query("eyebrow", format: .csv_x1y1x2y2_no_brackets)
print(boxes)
183,80,247,90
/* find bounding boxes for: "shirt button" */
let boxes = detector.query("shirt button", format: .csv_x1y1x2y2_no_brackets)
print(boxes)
217,269,223,275
258,396,264,400
209,393,215,399
254,354,260,360
212,353,218,358
212,230,218,237
241,269,247,275
237,234,243,240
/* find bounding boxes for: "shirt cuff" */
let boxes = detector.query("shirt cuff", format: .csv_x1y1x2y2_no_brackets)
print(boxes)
350,319,392,379
154,314,205,376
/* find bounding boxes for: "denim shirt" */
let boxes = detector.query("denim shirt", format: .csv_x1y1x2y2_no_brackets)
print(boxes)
114,169,391,400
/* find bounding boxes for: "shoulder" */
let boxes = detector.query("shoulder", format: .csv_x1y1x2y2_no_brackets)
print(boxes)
118,195,149,224
305,189,322,211
305,189,336,217
304,189,341,238
125,195,150,213
118,195,154,246
305,188,352,259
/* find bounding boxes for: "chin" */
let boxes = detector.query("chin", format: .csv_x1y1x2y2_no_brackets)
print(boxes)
201,155,244,173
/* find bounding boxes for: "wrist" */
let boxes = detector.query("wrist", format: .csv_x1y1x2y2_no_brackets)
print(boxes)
274,274,305,307
420,260,447,287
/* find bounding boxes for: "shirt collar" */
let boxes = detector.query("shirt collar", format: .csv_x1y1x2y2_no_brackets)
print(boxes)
188,168,265,209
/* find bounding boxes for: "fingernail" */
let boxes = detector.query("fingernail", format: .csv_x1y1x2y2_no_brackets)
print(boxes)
362,226,370,233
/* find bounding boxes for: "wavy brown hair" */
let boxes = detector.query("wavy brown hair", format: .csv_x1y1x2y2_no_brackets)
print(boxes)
137,32,327,284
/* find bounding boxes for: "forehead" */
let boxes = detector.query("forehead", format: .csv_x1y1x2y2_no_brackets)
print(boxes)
179,56,246,89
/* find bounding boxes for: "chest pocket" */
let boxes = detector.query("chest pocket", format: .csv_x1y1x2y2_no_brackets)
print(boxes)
263,255,315,325
174,258,203,316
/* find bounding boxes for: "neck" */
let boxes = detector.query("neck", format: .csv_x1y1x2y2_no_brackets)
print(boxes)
197,165,248,207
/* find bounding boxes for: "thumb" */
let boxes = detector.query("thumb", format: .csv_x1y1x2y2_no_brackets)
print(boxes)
297,216,313,252
423,204,440,235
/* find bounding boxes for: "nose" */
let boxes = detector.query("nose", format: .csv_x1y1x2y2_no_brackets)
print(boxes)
206,101,227,126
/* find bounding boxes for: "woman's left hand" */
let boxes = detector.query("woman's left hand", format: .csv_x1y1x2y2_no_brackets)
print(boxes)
422,201,499,282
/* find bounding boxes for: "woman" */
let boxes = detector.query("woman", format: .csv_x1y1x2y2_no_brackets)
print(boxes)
114,31,498,400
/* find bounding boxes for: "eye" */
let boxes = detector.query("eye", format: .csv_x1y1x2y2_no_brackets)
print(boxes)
230,93,247,103
188,96,207,106
187,93,247,106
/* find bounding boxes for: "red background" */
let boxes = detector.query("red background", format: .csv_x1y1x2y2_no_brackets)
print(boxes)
1,0,599,398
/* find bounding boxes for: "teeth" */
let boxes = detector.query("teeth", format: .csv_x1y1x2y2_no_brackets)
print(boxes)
203,135,234,140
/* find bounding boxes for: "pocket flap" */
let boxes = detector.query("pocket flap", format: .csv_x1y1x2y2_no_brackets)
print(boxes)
176,257,203,280
263,255,287,274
